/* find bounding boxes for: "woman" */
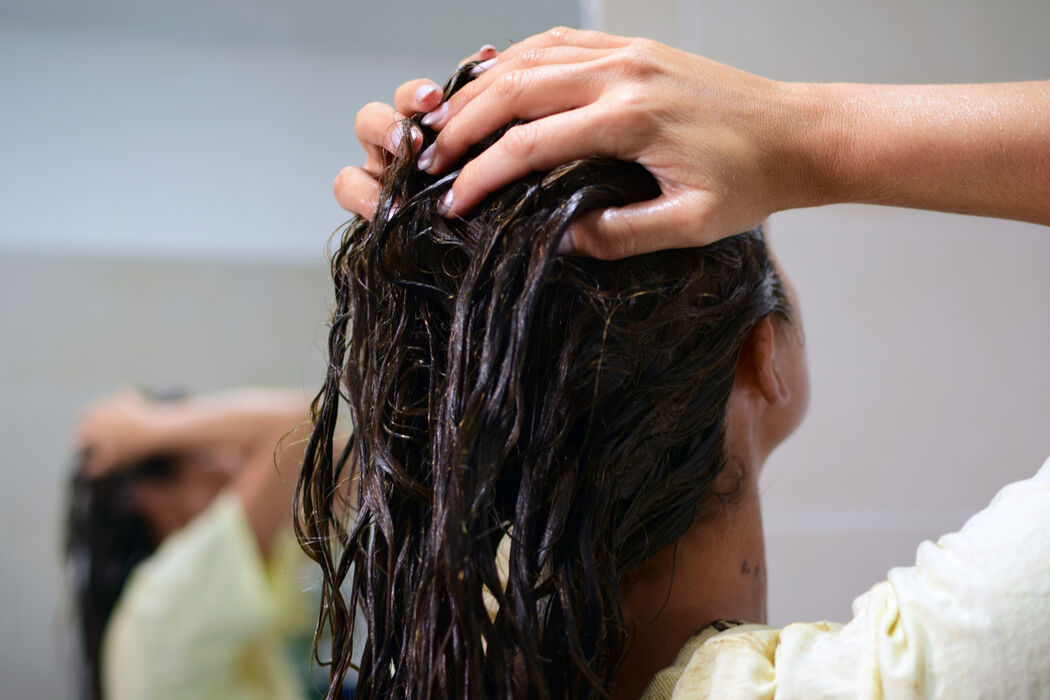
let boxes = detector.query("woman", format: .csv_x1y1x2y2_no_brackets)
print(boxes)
69,388,319,700
308,30,1049,699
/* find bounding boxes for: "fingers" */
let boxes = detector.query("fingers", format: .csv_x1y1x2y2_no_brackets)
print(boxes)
424,57,607,173
418,34,619,138
418,38,632,178
334,166,383,220
340,30,638,225
457,43,500,67
355,102,420,175
75,394,130,476
564,192,721,260
501,26,629,58
342,45,501,216
342,75,447,217
394,78,444,116
415,44,505,132
437,45,611,123
391,44,500,117
441,104,624,217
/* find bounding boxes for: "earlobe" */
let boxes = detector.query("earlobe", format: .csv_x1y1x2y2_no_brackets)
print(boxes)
743,317,790,407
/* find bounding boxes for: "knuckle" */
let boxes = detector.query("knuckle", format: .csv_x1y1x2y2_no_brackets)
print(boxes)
545,26,573,43
333,168,359,206
619,40,657,76
609,87,653,130
493,70,529,102
515,48,547,69
333,167,352,193
502,124,537,159
355,101,385,124
629,37,659,53
621,86,652,114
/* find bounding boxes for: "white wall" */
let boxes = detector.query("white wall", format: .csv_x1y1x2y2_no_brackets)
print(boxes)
0,0,579,261
595,0,1050,626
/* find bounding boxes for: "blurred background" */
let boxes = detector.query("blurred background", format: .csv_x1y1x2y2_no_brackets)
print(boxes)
2,0,1048,696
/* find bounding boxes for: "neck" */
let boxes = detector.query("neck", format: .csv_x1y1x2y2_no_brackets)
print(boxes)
612,466,767,699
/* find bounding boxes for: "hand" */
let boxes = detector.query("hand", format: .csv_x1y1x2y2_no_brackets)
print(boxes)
419,28,831,259
75,389,167,477
333,44,500,220
337,28,828,259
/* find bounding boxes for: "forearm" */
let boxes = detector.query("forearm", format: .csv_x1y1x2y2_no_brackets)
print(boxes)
233,414,312,556
797,81,1050,224
145,389,309,456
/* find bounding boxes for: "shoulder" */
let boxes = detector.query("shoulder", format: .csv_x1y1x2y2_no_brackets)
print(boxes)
111,491,273,624
645,457,1050,700
102,493,279,696
642,619,850,700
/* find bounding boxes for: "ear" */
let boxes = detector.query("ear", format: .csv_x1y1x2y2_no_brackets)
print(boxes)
735,316,791,407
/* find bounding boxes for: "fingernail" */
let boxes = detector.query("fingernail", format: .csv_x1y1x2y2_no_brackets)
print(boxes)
388,125,422,154
385,203,400,222
479,44,498,58
470,57,497,75
385,128,402,153
414,83,439,105
416,144,435,171
421,102,449,128
557,228,576,255
438,188,455,215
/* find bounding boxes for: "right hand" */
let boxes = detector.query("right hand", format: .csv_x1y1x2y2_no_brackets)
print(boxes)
76,389,166,477
333,45,500,223
335,29,831,259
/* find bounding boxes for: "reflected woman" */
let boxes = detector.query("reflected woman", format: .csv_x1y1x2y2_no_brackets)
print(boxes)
68,388,320,700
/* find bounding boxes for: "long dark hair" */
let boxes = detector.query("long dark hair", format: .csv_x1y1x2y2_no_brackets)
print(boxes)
296,62,791,699
66,391,182,700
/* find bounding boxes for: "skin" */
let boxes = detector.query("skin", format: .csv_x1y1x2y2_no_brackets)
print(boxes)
76,388,310,554
338,27,1050,259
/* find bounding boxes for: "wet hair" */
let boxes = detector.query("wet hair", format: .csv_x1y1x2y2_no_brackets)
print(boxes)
296,62,791,699
66,391,184,700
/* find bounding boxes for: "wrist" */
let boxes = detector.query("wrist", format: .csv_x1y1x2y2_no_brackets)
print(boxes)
766,80,854,212
145,397,224,455
138,403,180,454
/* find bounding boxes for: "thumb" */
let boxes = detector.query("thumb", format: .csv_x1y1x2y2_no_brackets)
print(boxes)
562,193,719,260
